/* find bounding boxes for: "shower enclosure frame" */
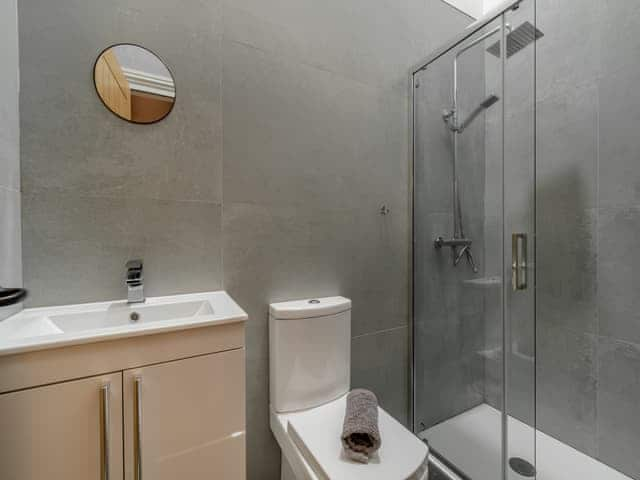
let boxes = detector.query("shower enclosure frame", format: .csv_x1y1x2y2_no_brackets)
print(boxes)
408,0,533,477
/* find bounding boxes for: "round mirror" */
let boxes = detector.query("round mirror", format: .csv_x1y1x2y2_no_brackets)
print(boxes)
93,44,176,124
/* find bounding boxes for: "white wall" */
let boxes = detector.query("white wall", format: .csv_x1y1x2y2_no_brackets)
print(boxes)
441,0,508,18
483,0,506,13
442,0,483,18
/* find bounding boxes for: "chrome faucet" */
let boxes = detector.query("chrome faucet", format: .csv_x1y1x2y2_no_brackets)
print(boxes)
126,260,145,304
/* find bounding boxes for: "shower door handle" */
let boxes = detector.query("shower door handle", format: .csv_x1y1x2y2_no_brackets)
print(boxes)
512,233,528,291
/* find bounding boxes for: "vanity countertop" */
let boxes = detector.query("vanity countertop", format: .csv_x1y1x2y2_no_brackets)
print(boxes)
0,291,247,356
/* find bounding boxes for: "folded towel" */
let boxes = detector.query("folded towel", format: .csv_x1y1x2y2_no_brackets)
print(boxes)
341,389,381,463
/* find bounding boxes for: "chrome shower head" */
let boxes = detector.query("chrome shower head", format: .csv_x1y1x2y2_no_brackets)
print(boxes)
480,94,500,109
449,94,500,133
486,21,544,58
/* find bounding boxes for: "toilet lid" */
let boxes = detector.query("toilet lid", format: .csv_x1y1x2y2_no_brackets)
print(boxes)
286,395,428,480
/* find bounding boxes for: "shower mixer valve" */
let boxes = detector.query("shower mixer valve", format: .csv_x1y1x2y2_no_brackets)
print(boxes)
434,236,479,273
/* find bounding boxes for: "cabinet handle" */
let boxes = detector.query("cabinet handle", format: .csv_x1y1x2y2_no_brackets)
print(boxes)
512,233,528,291
135,377,143,480
101,384,111,480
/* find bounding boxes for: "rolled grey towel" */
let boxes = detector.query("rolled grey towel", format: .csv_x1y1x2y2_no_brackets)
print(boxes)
341,389,381,463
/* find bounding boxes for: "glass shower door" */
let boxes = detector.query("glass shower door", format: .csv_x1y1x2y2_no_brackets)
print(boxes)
412,3,537,478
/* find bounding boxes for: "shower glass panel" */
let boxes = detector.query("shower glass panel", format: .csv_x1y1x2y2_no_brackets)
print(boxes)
412,2,536,478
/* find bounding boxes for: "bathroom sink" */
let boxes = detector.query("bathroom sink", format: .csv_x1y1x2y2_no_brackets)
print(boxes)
49,300,214,333
0,291,247,356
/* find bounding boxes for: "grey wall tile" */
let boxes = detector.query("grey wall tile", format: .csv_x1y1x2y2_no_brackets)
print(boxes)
0,0,20,193
23,189,222,306
222,0,464,93
537,208,598,334
598,65,640,208
597,337,640,478
19,0,224,306
222,39,408,211
19,0,223,202
598,206,640,345
0,0,21,322
223,202,408,338
599,0,640,77
352,327,410,426
536,83,599,212
535,0,601,101
536,325,598,455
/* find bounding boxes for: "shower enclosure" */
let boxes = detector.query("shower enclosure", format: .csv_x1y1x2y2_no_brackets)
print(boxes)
412,0,640,479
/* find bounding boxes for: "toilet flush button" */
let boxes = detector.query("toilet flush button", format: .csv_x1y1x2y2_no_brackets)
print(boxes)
308,299,320,304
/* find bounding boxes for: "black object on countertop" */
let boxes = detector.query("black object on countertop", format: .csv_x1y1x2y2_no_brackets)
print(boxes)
0,287,28,307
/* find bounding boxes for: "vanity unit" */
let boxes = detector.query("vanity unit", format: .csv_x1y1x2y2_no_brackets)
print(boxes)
0,291,247,480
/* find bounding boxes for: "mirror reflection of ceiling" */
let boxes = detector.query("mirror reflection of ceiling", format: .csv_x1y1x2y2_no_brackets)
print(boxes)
111,44,175,99
441,0,505,19
94,44,176,124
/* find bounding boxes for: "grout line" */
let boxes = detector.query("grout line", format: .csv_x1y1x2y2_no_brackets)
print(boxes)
220,27,225,291
0,184,21,195
222,36,403,96
352,324,408,340
594,66,601,458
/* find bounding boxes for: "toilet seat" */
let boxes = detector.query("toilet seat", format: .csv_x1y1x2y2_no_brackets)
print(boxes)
270,394,429,480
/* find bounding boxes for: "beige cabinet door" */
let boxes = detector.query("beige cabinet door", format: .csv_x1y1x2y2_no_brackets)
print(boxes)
0,372,123,480
123,350,246,480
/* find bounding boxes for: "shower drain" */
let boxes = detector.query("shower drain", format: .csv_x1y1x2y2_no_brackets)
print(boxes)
509,457,536,477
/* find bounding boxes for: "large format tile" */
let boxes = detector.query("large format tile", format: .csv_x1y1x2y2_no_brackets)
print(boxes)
536,325,598,456
536,82,599,212
598,206,640,345
599,0,640,77
244,348,282,480
598,65,640,208
223,201,409,338
0,0,20,192
23,189,222,306
0,0,21,320
597,337,640,478
415,352,484,430
536,208,598,334
352,326,410,426
222,0,468,93
222,39,408,211
535,0,601,101
19,0,223,203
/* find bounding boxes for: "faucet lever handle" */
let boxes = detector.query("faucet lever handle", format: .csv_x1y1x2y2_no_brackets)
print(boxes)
126,259,144,284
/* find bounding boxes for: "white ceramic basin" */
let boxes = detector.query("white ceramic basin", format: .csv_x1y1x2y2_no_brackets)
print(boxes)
0,291,247,356
49,300,214,333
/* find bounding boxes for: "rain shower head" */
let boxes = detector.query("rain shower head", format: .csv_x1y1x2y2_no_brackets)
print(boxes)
486,21,543,58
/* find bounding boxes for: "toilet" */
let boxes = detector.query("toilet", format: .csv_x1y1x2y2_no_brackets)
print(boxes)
269,296,429,480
